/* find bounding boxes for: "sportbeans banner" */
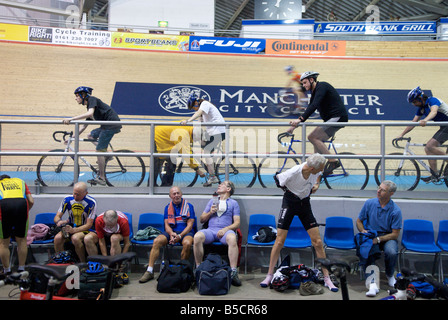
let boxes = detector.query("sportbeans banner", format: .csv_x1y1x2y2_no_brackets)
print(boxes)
111,82,425,121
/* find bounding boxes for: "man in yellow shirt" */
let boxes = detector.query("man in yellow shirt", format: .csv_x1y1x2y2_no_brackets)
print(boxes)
153,125,206,186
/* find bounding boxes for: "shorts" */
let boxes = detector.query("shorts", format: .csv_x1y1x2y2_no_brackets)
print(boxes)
323,116,348,138
0,198,29,239
432,126,448,144
277,191,318,231
198,228,235,245
90,127,121,151
203,132,226,154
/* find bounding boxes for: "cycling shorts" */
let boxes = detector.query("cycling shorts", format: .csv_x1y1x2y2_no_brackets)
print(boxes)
433,126,448,144
277,191,318,231
322,116,348,139
0,198,29,239
90,127,120,151
203,132,226,154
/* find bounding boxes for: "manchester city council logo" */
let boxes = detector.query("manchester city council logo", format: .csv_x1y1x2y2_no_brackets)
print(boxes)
158,86,211,115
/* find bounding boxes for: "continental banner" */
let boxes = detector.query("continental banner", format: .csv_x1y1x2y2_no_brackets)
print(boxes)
266,39,346,56
111,32,189,51
0,23,28,42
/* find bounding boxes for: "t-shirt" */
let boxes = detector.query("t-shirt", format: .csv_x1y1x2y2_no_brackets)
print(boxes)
277,162,321,199
163,200,196,234
95,211,130,239
198,101,225,136
86,96,122,131
58,194,97,227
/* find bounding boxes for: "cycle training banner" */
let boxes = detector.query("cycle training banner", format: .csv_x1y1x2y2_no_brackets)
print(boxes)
111,82,427,121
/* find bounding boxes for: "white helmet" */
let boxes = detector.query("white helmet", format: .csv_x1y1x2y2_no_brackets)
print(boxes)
300,71,319,81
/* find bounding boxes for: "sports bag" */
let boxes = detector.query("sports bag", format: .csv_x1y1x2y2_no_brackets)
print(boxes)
157,259,194,293
78,262,113,300
195,253,232,295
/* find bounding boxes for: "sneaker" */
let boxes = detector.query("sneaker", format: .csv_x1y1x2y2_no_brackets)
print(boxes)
203,175,219,187
366,282,379,297
323,161,341,176
420,175,439,183
231,270,242,286
87,177,107,186
299,281,324,296
138,271,154,283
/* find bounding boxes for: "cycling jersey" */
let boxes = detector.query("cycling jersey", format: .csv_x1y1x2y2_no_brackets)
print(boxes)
95,211,130,239
58,194,97,227
0,177,30,200
301,81,348,122
415,96,448,121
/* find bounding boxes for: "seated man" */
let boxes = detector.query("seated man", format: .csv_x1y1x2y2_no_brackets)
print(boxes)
193,181,241,286
54,182,97,262
139,186,196,283
356,180,402,297
84,210,131,256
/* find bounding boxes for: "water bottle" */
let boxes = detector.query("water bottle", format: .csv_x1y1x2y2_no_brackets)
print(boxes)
212,192,219,207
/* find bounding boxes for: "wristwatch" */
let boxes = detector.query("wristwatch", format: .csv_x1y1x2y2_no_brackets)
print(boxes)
377,237,381,244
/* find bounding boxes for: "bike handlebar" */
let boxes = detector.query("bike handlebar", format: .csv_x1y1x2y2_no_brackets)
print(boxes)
278,132,294,144
0,271,29,287
53,131,73,142
392,137,411,149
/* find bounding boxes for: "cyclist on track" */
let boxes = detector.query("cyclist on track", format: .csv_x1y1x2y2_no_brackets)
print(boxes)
396,86,448,183
63,86,122,186
287,71,348,175
180,93,225,187
284,65,307,103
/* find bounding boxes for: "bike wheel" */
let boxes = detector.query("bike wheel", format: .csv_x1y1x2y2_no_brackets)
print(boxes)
215,151,257,188
36,149,79,187
374,152,420,191
172,157,199,187
258,151,300,188
266,100,293,118
105,150,145,187
323,152,369,190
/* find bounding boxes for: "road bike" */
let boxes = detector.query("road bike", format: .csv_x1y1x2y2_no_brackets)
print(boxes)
0,252,136,300
374,137,448,191
258,132,369,190
36,131,146,187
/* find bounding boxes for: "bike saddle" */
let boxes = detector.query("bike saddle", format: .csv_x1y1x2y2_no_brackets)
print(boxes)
27,264,73,281
87,252,136,268
315,258,351,273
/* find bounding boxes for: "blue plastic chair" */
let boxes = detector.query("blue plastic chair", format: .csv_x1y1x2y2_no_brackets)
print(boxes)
244,214,277,274
131,213,165,264
123,212,134,240
436,220,448,281
283,216,314,266
399,219,442,282
324,216,356,250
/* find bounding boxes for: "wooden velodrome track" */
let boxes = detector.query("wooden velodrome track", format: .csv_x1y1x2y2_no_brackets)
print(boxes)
1,39,448,179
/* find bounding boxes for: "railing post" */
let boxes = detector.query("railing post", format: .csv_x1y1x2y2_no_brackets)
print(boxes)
301,122,306,162
74,123,80,184
149,123,155,195
380,124,385,182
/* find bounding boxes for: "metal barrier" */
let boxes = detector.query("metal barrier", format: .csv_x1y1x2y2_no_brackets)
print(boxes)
0,118,447,197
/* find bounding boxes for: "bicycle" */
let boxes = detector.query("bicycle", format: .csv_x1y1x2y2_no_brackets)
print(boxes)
159,141,258,188
0,252,136,300
257,132,369,190
374,137,448,191
266,88,318,119
36,131,146,187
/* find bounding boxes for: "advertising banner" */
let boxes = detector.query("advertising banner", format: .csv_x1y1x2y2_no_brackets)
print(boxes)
0,23,28,42
189,36,265,54
111,32,189,51
266,39,345,56
315,21,437,34
111,82,422,121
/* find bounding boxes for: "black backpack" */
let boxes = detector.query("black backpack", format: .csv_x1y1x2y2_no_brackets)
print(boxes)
156,259,194,293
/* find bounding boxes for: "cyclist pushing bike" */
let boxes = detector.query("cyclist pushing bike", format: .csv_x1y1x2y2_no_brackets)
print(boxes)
287,71,348,175
396,86,448,183
63,86,122,186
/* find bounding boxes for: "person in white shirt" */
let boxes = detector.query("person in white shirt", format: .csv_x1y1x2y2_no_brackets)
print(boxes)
259,153,338,292
181,93,226,187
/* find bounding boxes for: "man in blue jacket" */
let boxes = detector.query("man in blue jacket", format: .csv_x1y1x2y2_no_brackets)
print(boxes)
356,180,402,297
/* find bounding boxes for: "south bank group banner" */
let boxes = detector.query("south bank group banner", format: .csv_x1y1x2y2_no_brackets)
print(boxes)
111,82,423,121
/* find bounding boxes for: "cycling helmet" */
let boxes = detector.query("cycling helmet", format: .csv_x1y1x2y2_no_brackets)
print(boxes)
85,261,105,274
74,86,93,96
50,251,75,264
300,71,319,81
187,92,199,109
284,65,294,73
407,86,423,103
